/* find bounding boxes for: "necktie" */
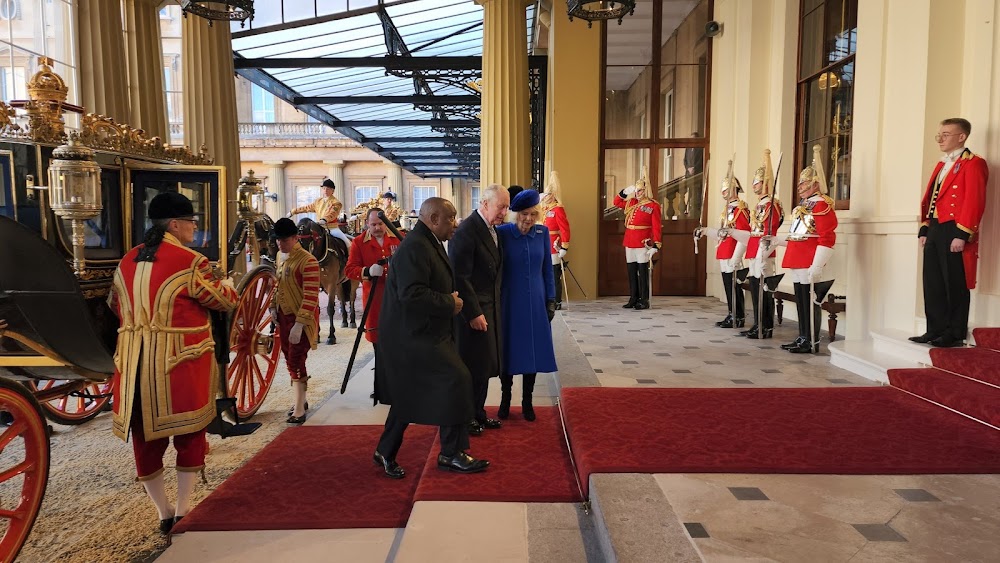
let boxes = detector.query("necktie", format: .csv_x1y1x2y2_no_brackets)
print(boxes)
489,225,497,247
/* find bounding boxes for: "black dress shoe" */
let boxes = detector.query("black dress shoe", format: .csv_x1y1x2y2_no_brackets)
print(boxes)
739,325,759,337
159,517,175,535
437,451,490,473
908,333,935,344
480,418,502,429
930,336,963,348
286,414,306,424
286,402,309,417
745,328,772,340
468,421,484,436
373,451,406,479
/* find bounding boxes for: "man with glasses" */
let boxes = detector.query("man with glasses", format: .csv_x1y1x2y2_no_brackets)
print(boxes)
910,118,989,348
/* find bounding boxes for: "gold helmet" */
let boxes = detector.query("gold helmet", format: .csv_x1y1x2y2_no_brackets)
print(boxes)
798,144,828,194
543,170,562,204
752,149,775,195
635,165,651,198
720,159,742,197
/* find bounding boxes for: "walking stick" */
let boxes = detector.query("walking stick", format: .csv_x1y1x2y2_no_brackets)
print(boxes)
340,211,402,394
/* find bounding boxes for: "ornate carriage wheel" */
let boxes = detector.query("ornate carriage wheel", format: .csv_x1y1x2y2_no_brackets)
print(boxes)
226,264,281,419
23,380,112,426
0,378,50,562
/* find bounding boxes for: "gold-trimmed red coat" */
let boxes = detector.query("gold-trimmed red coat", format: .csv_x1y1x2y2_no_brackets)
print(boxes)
275,244,321,348
108,233,238,442
543,202,571,254
345,229,401,343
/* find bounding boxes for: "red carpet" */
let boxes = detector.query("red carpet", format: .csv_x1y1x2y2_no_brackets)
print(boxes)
561,387,1000,495
929,347,1000,386
973,328,1000,351
413,406,583,503
889,367,1000,427
173,426,437,532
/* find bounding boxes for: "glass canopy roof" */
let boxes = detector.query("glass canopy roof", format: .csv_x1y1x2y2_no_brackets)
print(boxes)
232,0,537,178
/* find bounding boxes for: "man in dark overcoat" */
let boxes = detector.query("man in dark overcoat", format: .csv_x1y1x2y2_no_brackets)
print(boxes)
449,184,510,435
372,197,490,478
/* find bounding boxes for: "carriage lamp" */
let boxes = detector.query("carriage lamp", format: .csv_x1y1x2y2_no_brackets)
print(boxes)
48,138,102,275
236,170,276,221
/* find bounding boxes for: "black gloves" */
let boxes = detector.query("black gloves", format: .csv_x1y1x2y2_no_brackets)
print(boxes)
546,299,556,322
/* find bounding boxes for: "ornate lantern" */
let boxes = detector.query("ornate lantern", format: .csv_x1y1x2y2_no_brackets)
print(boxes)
181,0,254,27
48,137,103,275
236,170,273,221
567,0,636,27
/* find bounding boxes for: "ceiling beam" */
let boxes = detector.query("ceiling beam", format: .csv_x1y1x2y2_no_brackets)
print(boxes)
376,147,478,153
298,95,481,105
368,137,479,143
234,56,483,71
339,119,479,127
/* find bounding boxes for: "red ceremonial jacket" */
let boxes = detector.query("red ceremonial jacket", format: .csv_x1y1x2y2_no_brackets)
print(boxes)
543,203,571,254
614,192,662,248
746,196,784,259
345,230,402,343
108,233,238,442
782,194,838,269
919,148,989,289
715,199,751,260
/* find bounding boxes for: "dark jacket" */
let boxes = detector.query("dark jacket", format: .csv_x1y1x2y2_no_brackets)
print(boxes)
375,221,473,426
449,211,503,381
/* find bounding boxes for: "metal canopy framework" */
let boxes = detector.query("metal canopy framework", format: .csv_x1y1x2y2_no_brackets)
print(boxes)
231,0,543,180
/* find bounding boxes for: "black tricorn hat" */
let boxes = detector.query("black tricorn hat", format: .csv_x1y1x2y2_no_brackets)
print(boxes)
382,191,397,200
273,217,298,238
148,192,195,220
321,178,336,189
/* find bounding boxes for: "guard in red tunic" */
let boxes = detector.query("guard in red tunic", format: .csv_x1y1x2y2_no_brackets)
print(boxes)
272,217,321,424
711,161,751,328
780,145,838,354
345,207,402,401
742,149,784,339
109,192,238,535
613,168,662,310
542,171,571,309
910,118,989,348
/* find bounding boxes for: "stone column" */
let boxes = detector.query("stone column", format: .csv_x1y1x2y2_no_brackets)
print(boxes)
263,160,286,218
323,159,346,204
477,0,531,188
124,0,169,139
76,0,130,122
183,15,241,225
385,160,404,208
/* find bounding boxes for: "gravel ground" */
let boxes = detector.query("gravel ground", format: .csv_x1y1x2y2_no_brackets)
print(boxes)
12,296,369,563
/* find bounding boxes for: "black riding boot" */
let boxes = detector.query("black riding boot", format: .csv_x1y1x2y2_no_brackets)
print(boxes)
741,277,760,336
553,263,564,309
498,374,512,419
634,263,650,310
788,282,814,353
623,262,639,308
733,276,746,327
781,283,806,350
522,373,537,421
717,272,735,327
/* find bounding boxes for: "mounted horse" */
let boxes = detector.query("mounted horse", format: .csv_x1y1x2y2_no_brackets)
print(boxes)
295,218,358,344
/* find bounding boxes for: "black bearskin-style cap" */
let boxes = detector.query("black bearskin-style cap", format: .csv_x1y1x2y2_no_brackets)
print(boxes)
148,192,195,220
273,217,298,238
507,185,524,201
321,178,336,189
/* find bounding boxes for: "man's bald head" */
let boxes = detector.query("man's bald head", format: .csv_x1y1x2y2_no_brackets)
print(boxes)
419,197,458,241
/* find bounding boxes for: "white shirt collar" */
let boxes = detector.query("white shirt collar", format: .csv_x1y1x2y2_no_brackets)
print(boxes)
477,208,494,229
941,147,965,163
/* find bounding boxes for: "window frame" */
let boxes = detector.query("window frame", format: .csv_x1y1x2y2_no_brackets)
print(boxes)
250,83,275,123
411,185,437,215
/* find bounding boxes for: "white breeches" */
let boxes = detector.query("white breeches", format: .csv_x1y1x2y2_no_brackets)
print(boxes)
625,247,652,264
329,227,352,244
718,258,741,274
790,268,811,284
748,257,776,279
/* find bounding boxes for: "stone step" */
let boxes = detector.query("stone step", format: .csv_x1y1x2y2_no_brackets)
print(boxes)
829,339,922,384
870,328,932,365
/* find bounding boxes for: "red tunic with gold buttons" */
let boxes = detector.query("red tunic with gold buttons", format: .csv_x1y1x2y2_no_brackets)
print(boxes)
919,149,989,289
543,203,571,254
746,196,784,259
614,193,662,248
108,233,238,442
782,194,837,269
715,200,751,260
345,229,402,343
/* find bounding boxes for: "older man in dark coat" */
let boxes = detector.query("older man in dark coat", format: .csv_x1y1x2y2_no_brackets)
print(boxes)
372,197,490,478
450,183,510,435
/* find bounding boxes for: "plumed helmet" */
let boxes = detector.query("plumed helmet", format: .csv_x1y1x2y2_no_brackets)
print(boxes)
635,166,650,195
148,191,195,220
798,144,827,194
752,149,775,195
720,159,742,195
544,170,563,203
273,217,298,239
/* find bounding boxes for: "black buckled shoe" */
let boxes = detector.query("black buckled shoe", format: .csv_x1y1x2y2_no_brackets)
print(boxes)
716,315,734,328
286,402,309,417
745,328,773,340
739,324,759,337
468,420,484,436
437,451,490,473
781,336,806,350
373,451,406,479
480,418,502,429
286,414,307,424
788,339,815,354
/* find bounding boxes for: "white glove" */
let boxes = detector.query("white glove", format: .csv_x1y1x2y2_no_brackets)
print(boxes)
728,258,743,270
623,185,636,196
808,245,834,282
557,248,567,259
645,247,658,260
318,218,327,225
349,214,358,221
220,277,236,290
368,263,384,278
772,233,789,247
285,212,294,218
288,322,305,345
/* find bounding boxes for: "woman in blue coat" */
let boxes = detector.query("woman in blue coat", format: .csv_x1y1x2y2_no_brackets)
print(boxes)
496,189,558,421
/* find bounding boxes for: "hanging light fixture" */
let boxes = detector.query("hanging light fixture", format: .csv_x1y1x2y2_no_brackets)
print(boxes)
567,0,636,27
181,0,254,27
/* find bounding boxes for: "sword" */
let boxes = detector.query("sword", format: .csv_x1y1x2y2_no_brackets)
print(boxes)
693,158,710,254
556,236,570,305
757,152,782,339
563,262,589,299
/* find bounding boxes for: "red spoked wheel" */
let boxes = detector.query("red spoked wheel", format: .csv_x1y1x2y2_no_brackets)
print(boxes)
0,378,50,562
24,379,112,426
226,264,281,419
